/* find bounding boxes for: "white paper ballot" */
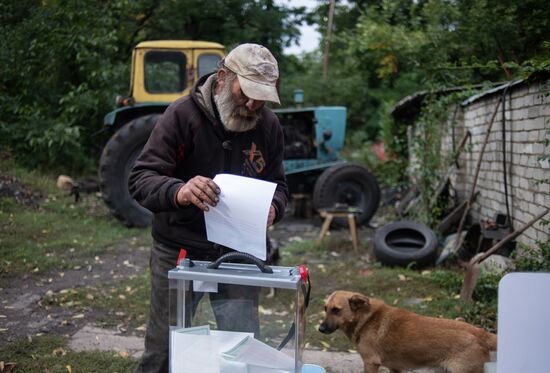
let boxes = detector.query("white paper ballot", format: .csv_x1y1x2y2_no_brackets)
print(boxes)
204,174,277,260
210,330,254,354
223,336,295,370
170,326,220,373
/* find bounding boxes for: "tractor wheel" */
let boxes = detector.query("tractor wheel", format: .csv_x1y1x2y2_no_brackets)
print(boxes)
312,163,380,226
99,114,159,227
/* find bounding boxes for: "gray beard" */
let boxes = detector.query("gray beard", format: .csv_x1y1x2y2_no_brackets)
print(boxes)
214,83,260,133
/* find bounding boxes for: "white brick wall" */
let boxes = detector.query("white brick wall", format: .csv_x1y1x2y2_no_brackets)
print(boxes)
410,80,550,249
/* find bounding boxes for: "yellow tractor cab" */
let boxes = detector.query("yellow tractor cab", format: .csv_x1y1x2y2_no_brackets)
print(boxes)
100,40,225,227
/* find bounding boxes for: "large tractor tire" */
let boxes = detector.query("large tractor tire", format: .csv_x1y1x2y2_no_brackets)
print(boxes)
312,163,380,226
99,114,159,227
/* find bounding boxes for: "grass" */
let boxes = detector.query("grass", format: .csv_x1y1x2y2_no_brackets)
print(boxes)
1,161,500,371
42,272,151,331
0,159,149,282
44,235,498,353
0,335,137,372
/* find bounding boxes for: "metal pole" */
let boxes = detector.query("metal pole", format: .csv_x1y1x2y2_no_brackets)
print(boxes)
322,0,336,80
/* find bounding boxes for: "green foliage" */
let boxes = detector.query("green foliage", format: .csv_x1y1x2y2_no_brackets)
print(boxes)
0,1,128,172
2,0,549,174
1,0,304,172
513,235,550,272
283,0,549,163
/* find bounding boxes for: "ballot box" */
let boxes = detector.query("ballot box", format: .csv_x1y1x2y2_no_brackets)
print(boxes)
168,252,310,373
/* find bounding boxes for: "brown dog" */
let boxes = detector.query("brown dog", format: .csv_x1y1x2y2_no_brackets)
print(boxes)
319,291,496,373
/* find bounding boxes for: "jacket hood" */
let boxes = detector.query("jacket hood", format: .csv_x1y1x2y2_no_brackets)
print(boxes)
191,73,218,124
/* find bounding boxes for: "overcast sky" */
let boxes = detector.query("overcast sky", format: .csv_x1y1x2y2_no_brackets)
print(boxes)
277,0,321,55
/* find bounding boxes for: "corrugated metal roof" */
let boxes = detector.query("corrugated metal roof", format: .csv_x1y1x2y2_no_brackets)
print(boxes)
461,80,523,106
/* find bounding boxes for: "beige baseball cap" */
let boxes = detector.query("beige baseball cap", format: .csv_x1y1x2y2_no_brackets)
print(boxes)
223,43,280,104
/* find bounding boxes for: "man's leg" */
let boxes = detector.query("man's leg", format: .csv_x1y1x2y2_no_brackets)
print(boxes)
209,284,261,337
135,241,178,373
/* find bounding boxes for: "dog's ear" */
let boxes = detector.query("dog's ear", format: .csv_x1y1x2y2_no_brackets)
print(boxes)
348,294,369,312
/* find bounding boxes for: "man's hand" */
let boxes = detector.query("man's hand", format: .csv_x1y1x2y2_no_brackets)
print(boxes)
267,204,276,227
176,176,220,212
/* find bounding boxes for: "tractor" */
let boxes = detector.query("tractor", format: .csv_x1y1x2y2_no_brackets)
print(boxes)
99,40,380,228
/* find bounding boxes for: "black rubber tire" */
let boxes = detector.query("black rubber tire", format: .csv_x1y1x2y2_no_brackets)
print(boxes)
312,163,380,226
99,114,159,227
373,221,438,267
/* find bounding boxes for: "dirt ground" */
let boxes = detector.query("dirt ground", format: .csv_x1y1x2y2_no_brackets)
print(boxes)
0,172,44,209
0,174,382,349
0,241,151,348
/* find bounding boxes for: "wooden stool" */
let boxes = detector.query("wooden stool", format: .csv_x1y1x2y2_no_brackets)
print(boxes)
317,207,361,251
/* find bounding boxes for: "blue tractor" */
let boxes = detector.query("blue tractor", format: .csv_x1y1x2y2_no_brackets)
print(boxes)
99,41,380,227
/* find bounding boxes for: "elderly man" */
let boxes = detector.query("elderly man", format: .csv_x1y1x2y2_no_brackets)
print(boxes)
129,43,289,373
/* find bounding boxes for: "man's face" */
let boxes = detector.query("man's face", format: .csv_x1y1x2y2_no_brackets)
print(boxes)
214,72,264,132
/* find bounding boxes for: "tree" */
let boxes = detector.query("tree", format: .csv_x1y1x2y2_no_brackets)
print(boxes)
0,0,305,171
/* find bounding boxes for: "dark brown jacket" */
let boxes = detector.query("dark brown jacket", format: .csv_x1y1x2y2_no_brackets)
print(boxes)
129,73,288,251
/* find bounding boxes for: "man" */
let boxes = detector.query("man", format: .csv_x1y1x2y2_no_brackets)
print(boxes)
129,43,289,373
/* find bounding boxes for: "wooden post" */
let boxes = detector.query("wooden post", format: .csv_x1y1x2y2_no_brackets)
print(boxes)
453,98,502,252
460,208,549,301
322,0,336,80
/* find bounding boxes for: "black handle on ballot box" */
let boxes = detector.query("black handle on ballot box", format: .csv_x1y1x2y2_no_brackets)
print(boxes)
207,251,274,274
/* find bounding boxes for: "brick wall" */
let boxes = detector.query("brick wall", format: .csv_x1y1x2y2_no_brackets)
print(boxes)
415,80,549,248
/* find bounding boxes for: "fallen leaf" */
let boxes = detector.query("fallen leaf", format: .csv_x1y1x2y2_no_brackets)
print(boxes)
358,269,373,277
0,328,8,332
348,349,357,353
421,270,431,276
52,347,66,356
118,351,129,359
398,274,407,281
423,296,433,302
66,365,72,373
72,314,85,319
258,306,273,315
320,341,330,349
0,361,17,373
136,324,147,331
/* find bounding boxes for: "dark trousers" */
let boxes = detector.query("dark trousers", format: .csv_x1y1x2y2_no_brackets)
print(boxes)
135,241,260,373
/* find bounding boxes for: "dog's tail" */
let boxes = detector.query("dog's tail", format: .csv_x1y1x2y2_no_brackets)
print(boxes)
479,330,497,352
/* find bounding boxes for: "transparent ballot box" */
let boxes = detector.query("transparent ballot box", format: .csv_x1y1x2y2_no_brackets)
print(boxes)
169,252,308,373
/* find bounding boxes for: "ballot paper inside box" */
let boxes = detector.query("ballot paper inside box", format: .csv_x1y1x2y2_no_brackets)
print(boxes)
168,254,308,373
